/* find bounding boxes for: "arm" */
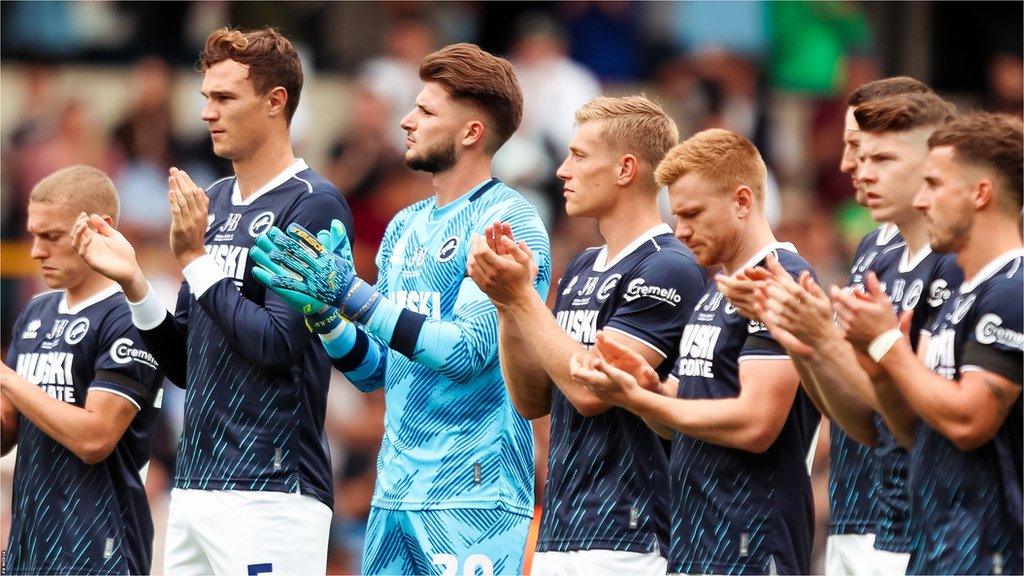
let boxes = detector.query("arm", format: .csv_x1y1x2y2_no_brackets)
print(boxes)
576,353,801,453
0,362,138,464
834,271,1022,450
72,212,190,387
496,307,552,420
507,292,664,417
875,338,1019,450
755,269,879,445
1,393,18,456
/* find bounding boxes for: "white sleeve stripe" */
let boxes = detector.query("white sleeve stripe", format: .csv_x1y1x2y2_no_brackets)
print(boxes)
128,283,169,331
737,354,791,363
667,373,680,384
182,254,229,298
602,326,669,359
961,365,992,374
88,387,143,411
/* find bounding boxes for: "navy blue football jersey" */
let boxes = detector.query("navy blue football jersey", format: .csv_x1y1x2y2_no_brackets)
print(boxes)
668,244,821,575
830,224,905,537
870,247,962,552
908,249,1023,575
5,287,163,575
141,160,353,508
539,225,705,555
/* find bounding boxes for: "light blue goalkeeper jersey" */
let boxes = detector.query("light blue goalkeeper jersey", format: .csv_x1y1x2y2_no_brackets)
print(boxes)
347,178,551,516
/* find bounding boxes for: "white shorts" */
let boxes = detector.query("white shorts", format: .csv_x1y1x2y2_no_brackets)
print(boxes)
164,488,332,575
872,548,911,576
826,534,909,576
532,548,667,576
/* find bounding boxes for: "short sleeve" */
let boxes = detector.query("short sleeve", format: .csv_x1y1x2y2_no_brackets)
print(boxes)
962,279,1024,386
741,251,814,359
288,188,355,249
604,250,706,358
90,307,164,411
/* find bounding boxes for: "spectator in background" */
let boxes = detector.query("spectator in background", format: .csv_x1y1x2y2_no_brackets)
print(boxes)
110,57,180,245
325,86,401,204
986,51,1024,118
359,18,436,153
561,2,643,82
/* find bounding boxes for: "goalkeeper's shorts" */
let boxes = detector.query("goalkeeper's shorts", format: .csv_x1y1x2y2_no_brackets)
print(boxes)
362,506,531,575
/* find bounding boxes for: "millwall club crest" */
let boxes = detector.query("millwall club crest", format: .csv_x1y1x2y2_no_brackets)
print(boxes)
65,318,90,345
249,211,276,237
437,236,459,262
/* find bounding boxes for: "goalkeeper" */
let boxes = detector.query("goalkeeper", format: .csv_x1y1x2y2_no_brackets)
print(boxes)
252,43,551,576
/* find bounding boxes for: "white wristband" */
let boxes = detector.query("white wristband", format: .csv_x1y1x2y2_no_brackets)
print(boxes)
867,328,903,363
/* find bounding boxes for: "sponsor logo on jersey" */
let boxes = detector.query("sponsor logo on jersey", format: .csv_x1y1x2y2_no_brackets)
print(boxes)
206,244,250,282
248,211,276,237
676,323,721,377
401,247,429,277
65,317,90,345
15,352,76,402
110,337,159,369
975,313,1024,350
596,274,621,301
393,290,442,319
927,278,952,308
622,277,682,306
21,319,40,339
437,236,459,262
556,309,599,345
924,328,957,379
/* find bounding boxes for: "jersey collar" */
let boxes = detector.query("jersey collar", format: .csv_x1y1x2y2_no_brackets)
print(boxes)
728,241,798,276
877,223,900,245
960,247,1024,293
897,244,933,273
231,158,309,206
592,223,673,272
59,284,123,315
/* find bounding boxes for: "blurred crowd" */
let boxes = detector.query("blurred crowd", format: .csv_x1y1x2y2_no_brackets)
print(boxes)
1,1,1020,573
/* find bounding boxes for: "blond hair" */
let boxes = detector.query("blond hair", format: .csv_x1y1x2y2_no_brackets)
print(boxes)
575,95,679,190
655,128,767,200
30,165,120,225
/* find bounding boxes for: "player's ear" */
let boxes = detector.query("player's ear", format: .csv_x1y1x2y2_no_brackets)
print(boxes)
617,154,639,186
100,214,115,228
267,86,288,119
734,185,753,217
971,178,993,211
462,119,485,148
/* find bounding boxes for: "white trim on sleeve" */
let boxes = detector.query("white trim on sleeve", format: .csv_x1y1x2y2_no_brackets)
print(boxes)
88,386,143,411
602,326,669,359
182,254,228,298
128,283,169,331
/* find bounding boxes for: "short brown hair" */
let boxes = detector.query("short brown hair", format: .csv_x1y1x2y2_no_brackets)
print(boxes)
847,76,932,107
854,93,956,134
200,27,303,124
929,112,1023,213
575,95,679,189
30,165,120,225
419,43,523,155
656,128,767,200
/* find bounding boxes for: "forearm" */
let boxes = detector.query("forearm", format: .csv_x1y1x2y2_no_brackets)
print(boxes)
802,338,879,446
323,323,388,393
878,340,975,440
197,278,312,370
509,294,609,417
1,378,112,461
497,309,552,419
626,388,775,452
129,285,188,387
1,396,17,455
869,371,919,448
